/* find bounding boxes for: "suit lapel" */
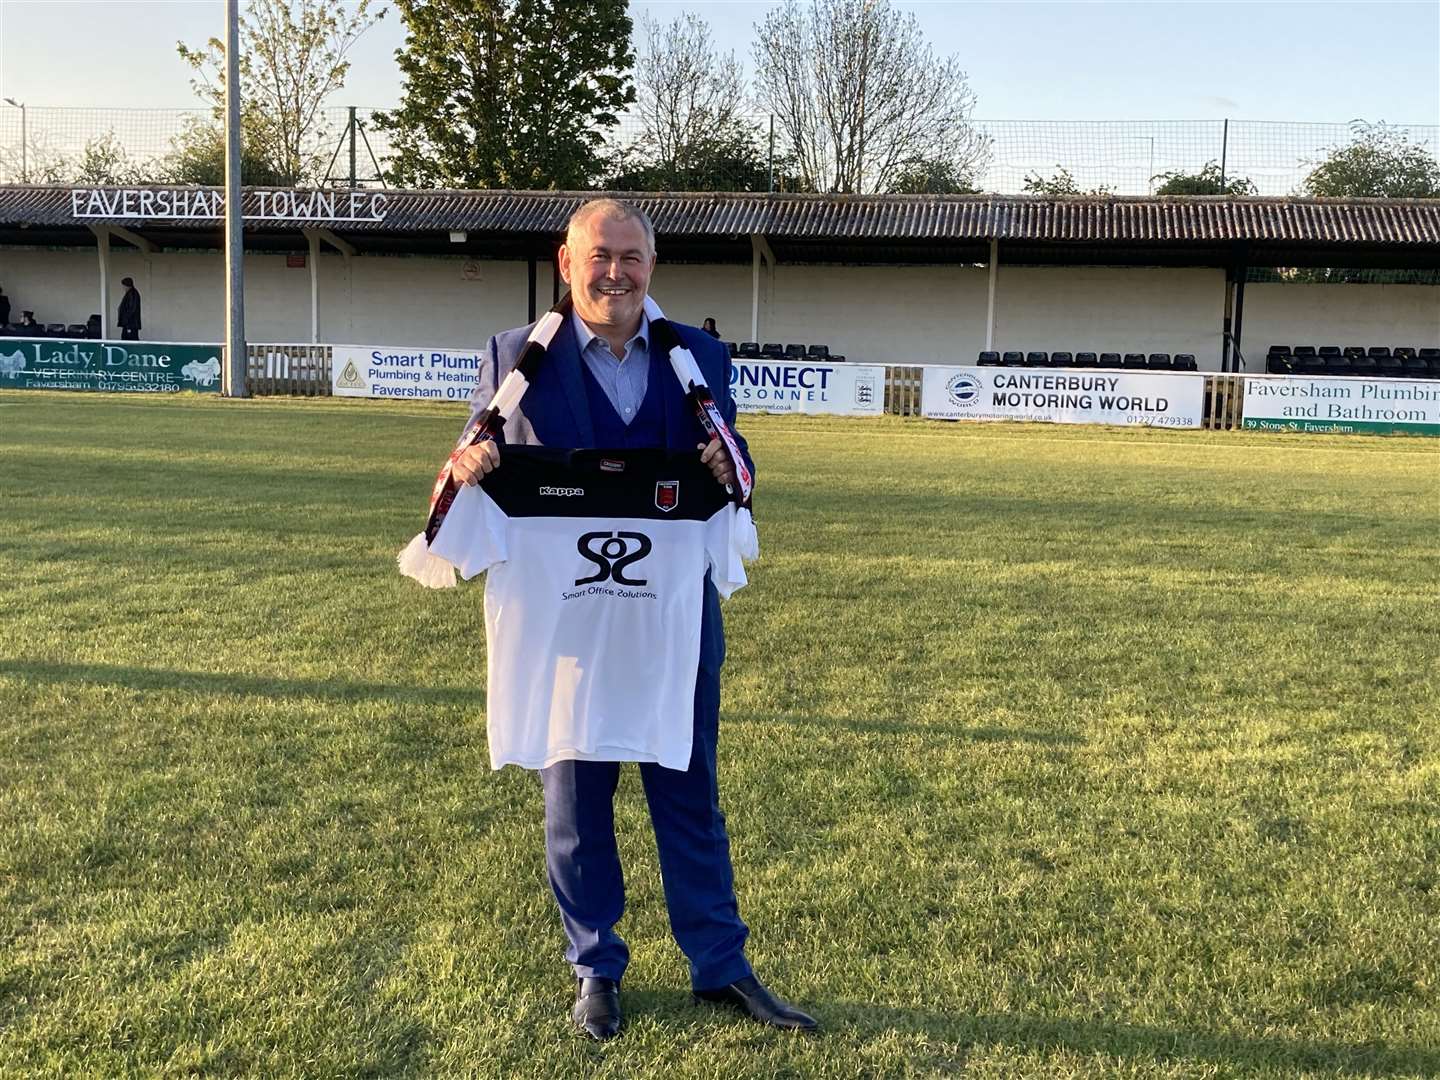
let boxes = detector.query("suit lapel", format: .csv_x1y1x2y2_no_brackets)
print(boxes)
548,319,595,448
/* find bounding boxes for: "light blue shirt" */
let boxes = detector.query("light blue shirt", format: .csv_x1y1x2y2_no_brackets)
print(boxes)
573,310,649,426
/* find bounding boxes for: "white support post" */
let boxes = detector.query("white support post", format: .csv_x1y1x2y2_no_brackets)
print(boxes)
92,225,111,339
750,242,761,343
985,238,999,352
308,230,321,343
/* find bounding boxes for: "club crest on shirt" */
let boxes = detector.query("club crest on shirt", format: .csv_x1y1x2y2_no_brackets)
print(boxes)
600,458,626,473
654,480,679,512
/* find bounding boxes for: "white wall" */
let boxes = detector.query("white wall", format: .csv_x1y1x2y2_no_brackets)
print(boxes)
1,245,1435,373
1242,283,1440,353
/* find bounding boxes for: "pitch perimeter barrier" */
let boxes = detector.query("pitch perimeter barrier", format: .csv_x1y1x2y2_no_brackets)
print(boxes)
12,337,1436,436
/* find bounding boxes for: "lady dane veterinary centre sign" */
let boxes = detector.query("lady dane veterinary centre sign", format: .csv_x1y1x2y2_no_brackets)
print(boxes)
69,187,388,223
0,339,222,393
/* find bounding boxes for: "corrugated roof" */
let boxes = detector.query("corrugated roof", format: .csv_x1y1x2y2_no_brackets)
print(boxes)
1,185,1437,245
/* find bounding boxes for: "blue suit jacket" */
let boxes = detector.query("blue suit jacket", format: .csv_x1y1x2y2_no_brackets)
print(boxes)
465,313,754,675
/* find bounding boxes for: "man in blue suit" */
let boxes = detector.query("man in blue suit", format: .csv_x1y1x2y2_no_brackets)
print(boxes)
454,199,816,1040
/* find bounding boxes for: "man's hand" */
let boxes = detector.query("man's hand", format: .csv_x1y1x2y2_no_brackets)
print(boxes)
698,437,736,488
453,440,501,486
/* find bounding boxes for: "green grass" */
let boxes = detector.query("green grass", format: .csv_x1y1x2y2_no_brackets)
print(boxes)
1,391,1437,1079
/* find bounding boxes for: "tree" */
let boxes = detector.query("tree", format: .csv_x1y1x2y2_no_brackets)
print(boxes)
177,0,382,185
888,157,980,195
611,13,769,191
1021,167,1111,197
1302,121,1440,198
72,132,153,185
1152,161,1256,196
752,0,988,194
161,116,291,186
378,0,634,190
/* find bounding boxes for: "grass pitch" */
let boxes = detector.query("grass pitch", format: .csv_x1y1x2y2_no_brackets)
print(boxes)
1,392,1437,1079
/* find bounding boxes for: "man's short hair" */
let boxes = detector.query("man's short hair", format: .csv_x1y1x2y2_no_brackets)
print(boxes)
121,277,134,287
566,198,655,257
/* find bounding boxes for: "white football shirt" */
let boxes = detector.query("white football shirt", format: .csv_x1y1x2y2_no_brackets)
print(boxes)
429,447,749,771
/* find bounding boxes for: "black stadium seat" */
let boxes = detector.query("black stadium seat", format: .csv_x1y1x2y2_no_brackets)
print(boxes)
1146,352,1171,369
723,340,737,357
829,354,847,363
1375,351,1403,377
1420,348,1440,377
1099,352,1122,368
1122,352,1147,369
66,324,87,337
977,350,1001,365
1074,351,1098,367
1173,354,1198,371
1298,352,1326,376
1401,353,1428,377
1350,351,1378,376
1293,345,1317,359
1323,351,1351,376
784,344,806,360
807,344,830,359
45,323,67,337
1001,351,1024,366
761,343,784,358
738,342,760,358
1050,351,1074,367
1024,351,1049,366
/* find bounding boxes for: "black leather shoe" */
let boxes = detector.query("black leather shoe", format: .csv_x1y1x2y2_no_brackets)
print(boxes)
694,975,818,1031
572,977,622,1040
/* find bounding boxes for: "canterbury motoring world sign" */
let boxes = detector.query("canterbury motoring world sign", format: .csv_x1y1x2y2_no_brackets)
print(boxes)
69,187,389,223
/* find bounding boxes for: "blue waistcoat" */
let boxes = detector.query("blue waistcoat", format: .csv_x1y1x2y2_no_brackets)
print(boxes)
580,351,669,449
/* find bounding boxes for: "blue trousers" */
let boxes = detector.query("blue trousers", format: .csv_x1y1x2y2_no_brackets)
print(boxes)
539,664,752,990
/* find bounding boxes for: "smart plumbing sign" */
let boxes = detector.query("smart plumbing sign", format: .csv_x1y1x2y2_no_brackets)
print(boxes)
921,366,1204,428
729,360,884,416
331,345,482,401
1242,377,1440,436
0,338,222,393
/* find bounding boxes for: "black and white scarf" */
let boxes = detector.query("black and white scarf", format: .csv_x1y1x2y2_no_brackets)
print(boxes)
398,293,757,588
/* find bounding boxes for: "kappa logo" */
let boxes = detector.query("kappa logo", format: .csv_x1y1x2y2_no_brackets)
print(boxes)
540,486,585,497
336,359,366,390
945,372,983,408
654,480,679,512
575,531,652,586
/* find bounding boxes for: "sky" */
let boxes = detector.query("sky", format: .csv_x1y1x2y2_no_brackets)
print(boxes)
0,0,1436,124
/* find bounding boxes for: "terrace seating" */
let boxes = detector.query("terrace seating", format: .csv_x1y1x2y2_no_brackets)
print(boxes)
977,350,1001,365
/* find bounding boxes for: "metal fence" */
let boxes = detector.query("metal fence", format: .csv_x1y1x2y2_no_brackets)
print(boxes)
241,346,1257,431
3,106,1435,196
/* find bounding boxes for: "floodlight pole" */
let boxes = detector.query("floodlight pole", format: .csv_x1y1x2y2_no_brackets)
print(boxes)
223,0,249,397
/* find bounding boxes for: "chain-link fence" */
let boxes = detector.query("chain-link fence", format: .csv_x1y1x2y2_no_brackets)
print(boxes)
0,104,1435,196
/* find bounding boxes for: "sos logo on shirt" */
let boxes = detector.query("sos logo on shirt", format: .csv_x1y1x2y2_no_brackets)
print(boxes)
575,531,653,586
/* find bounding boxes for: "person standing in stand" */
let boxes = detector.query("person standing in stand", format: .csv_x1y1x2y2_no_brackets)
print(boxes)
117,277,142,341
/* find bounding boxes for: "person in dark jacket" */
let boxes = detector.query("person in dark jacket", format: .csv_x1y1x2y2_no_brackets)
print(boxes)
18,311,39,331
0,287,10,328
118,277,142,340
701,317,720,338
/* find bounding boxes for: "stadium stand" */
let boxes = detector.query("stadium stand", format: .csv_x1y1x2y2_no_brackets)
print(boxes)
1265,343,1439,377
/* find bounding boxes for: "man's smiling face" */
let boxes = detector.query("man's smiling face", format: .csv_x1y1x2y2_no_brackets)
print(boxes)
559,211,656,336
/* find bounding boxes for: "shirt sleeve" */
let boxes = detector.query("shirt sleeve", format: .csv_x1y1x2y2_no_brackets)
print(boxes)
704,505,749,600
427,483,508,580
